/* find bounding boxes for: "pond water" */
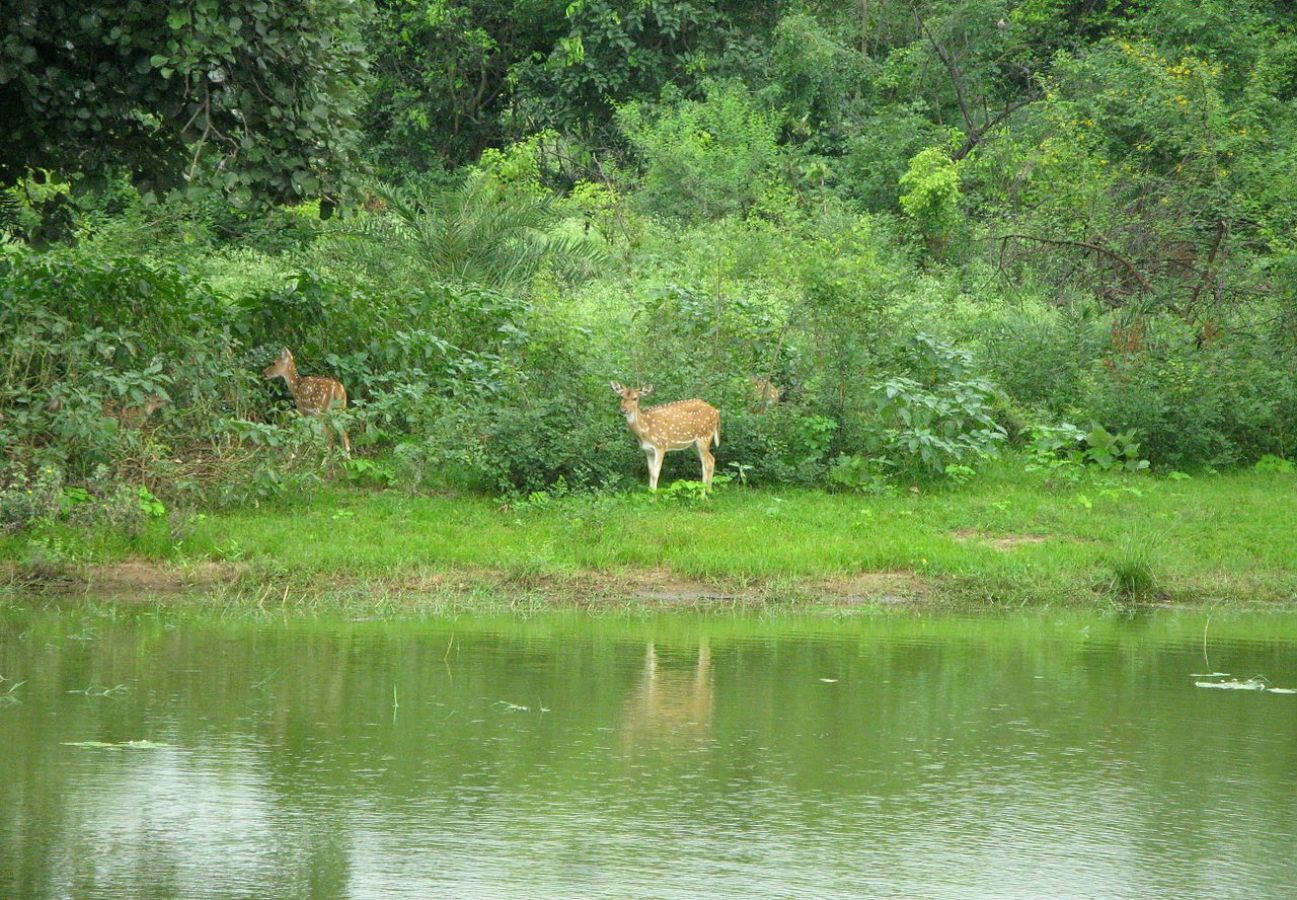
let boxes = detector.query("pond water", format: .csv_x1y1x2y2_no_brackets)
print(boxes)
1,605,1295,899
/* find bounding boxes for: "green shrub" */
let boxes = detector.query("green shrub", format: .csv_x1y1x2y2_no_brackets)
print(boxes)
864,334,1006,479
619,81,781,222
899,147,963,259
1255,454,1295,474
1078,321,1296,467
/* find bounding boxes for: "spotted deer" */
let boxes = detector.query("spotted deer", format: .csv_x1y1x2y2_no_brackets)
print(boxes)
102,394,168,429
263,347,351,455
610,382,720,490
748,376,783,411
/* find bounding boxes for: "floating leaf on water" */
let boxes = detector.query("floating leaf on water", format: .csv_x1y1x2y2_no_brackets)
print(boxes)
818,678,838,683
1195,679,1267,691
62,739,172,749
66,684,128,697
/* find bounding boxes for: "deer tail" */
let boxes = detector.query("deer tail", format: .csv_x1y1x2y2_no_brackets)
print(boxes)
713,416,720,447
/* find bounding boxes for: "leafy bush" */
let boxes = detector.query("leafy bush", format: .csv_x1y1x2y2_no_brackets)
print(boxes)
1255,454,1295,474
0,248,249,480
619,81,781,222
899,147,963,259
864,335,1006,479
1078,321,1297,467
827,454,894,495
0,464,65,533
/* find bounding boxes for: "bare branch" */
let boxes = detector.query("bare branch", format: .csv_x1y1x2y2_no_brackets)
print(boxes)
952,93,1039,160
1187,219,1229,311
913,5,975,134
999,233,1153,295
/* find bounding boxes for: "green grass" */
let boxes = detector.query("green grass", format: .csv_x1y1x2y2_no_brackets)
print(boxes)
3,459,1296,606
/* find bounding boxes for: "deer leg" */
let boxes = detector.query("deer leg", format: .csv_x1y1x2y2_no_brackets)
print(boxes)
318,414,334,452
647,447,664,490
696,439,715,485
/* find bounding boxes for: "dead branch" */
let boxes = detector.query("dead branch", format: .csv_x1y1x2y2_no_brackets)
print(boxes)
1186,219,1229,311
998,233,1153,295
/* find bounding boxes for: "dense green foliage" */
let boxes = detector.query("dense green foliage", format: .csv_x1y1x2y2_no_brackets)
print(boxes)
1,1,368,208
3,0,1297,524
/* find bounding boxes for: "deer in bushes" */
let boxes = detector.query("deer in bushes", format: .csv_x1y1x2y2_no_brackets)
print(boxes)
610,382,720,490
102,394,168,429
748,376,783,411
263,347,351,455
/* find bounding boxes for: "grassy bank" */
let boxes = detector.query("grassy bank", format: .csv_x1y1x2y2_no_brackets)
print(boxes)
2,459,1295,609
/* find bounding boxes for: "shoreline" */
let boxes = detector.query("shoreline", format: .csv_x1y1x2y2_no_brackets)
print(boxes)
3,467,1295,612
5,558,1294,612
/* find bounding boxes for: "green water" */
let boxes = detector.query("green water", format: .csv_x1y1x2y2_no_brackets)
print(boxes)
1,607,1295,899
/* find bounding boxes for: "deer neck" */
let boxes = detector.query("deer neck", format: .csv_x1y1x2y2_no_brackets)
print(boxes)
278,361,302,396
624,402,653,442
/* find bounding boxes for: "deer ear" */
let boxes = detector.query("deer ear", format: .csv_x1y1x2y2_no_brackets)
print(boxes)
641,384,653,396
610,381,624,395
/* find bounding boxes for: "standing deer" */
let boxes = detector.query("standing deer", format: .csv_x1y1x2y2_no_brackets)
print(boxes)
263,347,351,455
610,382,720,490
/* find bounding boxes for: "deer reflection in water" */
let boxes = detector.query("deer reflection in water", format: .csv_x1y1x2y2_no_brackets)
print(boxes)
620,641,714,751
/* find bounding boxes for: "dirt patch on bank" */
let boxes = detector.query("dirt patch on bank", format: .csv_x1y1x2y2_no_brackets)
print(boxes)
3,560,245,598
820,572,932,605
952,529,1051,551
3,559,933,608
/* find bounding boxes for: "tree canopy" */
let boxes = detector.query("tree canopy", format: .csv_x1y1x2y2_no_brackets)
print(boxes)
0,0,369,206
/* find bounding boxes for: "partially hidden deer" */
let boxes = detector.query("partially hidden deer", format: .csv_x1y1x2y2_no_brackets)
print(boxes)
102,394,168,429
610,382,719,490
263,347,351,455
748,376,783,411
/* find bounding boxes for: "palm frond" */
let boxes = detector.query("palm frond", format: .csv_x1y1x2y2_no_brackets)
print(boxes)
324,172,609,291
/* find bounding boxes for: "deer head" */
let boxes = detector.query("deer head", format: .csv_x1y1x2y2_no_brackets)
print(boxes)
610,381,653,422
263,348,296,382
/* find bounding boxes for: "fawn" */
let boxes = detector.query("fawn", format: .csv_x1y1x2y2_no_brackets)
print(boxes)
263,348,351,455
610,382,720,490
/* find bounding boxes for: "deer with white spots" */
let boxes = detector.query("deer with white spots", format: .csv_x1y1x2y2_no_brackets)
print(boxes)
610,382,720,490
263,347,351,455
